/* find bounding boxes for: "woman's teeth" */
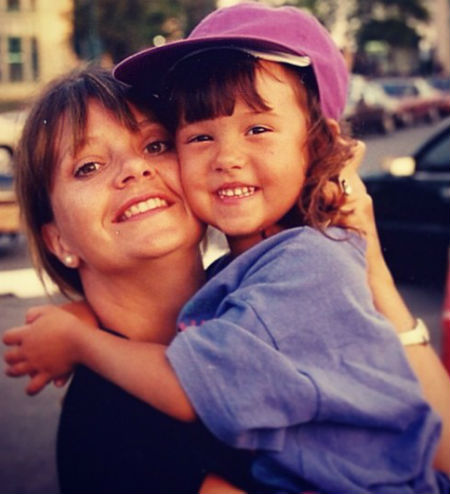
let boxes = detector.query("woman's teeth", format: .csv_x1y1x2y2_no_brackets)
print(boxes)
121,198,168,220
217,186,256,199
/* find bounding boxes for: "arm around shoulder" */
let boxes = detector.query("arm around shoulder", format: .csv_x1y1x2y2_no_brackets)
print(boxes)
73,328,197,422
366,212,450,473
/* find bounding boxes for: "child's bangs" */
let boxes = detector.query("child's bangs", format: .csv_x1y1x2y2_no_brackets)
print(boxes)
166,49,271,125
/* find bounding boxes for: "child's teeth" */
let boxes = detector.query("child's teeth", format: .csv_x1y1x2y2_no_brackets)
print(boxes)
218,186,255,198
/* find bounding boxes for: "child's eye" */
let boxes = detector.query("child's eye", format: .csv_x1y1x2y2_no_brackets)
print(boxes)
187,134,212,144
144,140,173,155
74,161,102,178
247,126,270,136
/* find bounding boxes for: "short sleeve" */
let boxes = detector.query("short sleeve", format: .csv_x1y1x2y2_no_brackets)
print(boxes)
167,303,319,451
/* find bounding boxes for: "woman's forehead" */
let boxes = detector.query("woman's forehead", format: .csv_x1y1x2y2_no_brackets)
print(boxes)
54,100,164,159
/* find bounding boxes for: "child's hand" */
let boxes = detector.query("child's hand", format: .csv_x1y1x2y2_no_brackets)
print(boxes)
60,300,98,327
199,473,245,494
3,305,89,395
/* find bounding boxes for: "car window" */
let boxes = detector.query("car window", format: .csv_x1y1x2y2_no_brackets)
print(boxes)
416,131,450,172
382,84,406,97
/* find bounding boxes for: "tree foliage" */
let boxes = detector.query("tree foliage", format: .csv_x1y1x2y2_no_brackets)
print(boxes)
73,0,431,66
73,0,216,64
273,0,429,47
354,0,429,48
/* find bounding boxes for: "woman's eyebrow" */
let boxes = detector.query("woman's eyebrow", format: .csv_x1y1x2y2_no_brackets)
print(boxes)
136,118,160,130
58,136,101,162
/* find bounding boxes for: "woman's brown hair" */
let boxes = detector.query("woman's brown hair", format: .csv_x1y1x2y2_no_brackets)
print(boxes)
15,65,148,297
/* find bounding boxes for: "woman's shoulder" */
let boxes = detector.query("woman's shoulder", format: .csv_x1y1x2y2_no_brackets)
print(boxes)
58,365,214,493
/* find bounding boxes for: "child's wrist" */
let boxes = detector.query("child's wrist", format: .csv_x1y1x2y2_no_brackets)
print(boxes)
66,321,93,366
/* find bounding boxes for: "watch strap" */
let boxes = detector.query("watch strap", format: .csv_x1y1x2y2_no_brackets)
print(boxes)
399,318,430,346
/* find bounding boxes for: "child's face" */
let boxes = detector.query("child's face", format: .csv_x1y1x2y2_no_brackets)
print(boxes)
46,101,203,272
176,61,309,253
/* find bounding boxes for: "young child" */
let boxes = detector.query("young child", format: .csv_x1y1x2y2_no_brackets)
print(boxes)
5,3,449,493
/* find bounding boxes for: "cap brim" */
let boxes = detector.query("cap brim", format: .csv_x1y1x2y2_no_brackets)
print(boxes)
114,35,303,92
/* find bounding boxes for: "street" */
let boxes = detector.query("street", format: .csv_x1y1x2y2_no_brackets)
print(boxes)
0,121,448,494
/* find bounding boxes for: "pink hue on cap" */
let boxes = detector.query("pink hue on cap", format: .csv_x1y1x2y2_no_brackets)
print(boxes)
114,2,349,120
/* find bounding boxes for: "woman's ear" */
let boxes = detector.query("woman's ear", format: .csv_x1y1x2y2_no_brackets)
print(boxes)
42,222,80,269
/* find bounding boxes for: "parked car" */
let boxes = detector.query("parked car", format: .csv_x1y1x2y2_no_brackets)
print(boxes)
375,77,450,126
0,111,25,240
363,118,450,285
428,76,450,94
344,75,397,135
442,266,450,373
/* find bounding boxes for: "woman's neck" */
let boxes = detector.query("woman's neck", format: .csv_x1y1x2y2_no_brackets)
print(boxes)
79,248,205,344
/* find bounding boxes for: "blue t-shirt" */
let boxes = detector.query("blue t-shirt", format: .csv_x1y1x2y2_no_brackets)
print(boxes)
167,227,445,493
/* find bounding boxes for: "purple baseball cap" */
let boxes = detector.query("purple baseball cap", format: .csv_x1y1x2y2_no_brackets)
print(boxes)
114,2,349,120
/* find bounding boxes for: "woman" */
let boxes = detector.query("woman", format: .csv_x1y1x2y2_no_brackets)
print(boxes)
5,64,449,492
8,66,257,494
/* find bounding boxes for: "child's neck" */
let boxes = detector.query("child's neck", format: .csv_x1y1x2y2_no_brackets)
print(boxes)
227,224,284,257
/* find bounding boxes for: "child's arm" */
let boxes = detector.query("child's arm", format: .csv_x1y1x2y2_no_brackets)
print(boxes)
3,306,196,422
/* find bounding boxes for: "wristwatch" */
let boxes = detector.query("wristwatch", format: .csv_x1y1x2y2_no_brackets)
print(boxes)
398,319,430,346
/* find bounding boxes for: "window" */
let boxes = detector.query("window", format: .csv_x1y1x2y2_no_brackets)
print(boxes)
7,0,20,11
418,130,450,172
31,37,39,80
8,37,23,82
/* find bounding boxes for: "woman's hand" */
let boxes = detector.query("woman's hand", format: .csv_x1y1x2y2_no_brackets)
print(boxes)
3,305,94,395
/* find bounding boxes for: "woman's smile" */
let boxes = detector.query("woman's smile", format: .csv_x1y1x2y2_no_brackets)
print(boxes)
47,101,204,270
114,194,172,222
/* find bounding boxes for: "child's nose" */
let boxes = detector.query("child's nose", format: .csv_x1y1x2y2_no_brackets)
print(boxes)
213,141,246,172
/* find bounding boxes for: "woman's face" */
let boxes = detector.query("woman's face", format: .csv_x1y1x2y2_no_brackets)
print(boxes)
44,100,204,273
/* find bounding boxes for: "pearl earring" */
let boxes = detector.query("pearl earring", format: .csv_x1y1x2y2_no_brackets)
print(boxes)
64,254,77,267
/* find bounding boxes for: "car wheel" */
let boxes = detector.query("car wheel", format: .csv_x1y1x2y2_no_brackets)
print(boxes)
426,107,440,123
400,112,414,127
379,114,395,134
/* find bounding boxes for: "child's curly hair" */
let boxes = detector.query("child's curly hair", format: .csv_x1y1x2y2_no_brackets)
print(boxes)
162,48,356,232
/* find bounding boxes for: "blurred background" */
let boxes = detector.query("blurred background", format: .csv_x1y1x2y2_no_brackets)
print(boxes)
0,0,449,493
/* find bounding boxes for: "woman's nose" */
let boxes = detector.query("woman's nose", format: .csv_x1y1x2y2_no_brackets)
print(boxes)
114,157,156,187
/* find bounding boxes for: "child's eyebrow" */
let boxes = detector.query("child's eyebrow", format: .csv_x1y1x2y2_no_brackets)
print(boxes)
242,107,279,117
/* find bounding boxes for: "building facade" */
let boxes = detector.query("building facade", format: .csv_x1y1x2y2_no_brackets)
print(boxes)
0,0,77,108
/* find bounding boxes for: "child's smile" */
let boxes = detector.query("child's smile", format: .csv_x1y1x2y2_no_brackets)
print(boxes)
177,61,309,255
216,183,258,201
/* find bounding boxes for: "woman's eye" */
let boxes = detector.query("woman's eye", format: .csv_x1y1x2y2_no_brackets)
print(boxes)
247,126,270,136
144,140,172,155
74,161,102,178
187,134,212,144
